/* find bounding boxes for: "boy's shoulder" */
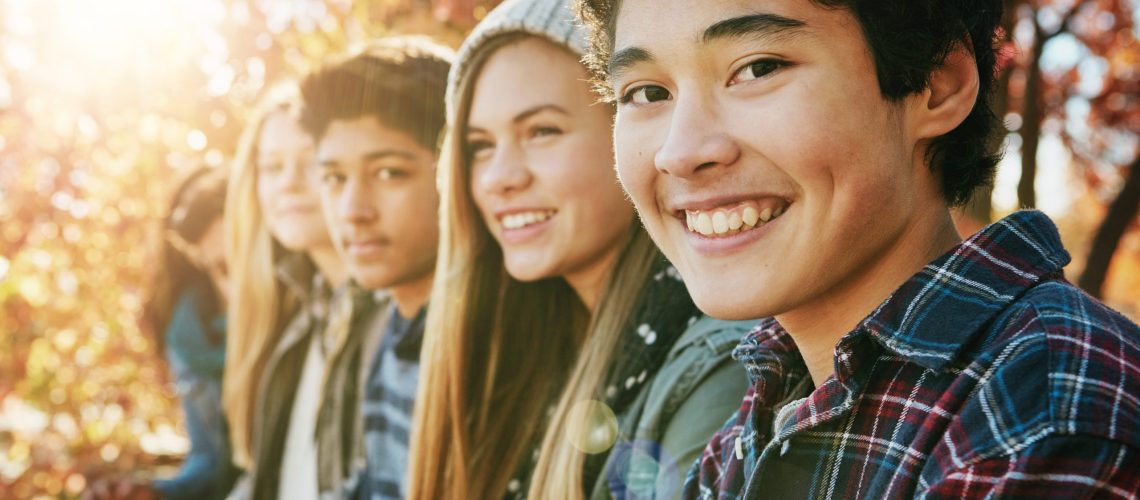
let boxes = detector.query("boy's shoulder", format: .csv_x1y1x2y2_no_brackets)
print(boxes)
946,277,1140,466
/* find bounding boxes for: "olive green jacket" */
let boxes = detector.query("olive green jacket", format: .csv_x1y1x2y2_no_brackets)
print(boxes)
589,316,755,500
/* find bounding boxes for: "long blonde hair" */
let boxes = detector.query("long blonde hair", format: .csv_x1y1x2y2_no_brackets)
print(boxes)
222,83,302,468
407,34,662,500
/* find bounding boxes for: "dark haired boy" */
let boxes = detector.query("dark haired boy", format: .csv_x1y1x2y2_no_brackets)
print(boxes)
574,0,1140,497
299,36,452,500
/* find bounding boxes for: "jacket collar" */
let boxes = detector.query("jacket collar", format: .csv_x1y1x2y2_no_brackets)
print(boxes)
861,210,1071,371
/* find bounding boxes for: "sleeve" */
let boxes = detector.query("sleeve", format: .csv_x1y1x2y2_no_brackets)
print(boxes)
680,385,756,500
165,291,227,376
658,360,750,495
920,435,1140,499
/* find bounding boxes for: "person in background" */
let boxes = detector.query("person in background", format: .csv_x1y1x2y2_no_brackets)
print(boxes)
407,1,754,498
221,82,349,500
91,164,235,500
574,0,1140,496
297,36,452,500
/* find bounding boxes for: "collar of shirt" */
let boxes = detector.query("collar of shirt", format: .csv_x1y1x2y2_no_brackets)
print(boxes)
733,210,1072,437
383,302,426,361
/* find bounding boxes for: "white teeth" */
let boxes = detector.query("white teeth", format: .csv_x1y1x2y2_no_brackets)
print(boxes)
728,212,743,231
685,203,787,237
741,207,760,227
712,212,729,235
502,210,554,230
696,213,713,236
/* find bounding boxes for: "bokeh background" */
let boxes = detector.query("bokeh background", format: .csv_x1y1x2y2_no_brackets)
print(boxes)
0,0,1136,497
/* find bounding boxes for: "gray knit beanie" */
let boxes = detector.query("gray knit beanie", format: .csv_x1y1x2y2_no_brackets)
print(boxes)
445,0,589,118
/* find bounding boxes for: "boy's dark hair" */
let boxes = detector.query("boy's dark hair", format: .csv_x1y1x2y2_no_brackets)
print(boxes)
575,0,1004,206
299,36,454,151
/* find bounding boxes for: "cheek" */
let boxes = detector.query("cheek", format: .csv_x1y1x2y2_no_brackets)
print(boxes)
256,176,277,222
468,172,494,222
612,128,653,208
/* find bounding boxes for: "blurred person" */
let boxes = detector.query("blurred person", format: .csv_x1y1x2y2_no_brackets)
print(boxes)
407,1,754,498
297,36,452,500
221,82,352,500
85,165,235,500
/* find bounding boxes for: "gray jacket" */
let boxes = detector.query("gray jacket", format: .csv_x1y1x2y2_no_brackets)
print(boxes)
590,316,755,500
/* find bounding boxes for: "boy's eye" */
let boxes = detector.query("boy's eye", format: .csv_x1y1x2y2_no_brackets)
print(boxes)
376,167,407,181
258,162,283,173
619,85,672,105
729,58,790,85
321,172,345,185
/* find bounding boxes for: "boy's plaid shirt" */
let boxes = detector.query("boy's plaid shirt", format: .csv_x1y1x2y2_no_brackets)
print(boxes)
683,210,1140,499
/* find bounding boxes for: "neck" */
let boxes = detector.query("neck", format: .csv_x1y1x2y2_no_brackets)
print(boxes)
390,271,434,318
563,244,624,313
309,245,346,287
778,210,961,386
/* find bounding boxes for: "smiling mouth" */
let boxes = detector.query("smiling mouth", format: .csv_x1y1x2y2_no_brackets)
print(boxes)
681,198,790,237
499,209,557,230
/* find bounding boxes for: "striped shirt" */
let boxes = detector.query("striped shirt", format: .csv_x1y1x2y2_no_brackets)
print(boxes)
359,304,424,500
683,210,1140,499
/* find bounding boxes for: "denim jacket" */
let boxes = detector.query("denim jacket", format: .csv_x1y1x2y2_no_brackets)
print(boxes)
154,288,239,500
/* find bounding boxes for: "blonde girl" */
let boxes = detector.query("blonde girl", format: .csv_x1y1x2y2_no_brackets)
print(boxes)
223,83,345,499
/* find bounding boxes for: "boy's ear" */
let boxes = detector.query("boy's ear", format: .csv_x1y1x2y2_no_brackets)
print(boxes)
911,43,979,140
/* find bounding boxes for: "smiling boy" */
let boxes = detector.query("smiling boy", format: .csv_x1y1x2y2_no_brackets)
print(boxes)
299,37,452,499
575,0,1140,497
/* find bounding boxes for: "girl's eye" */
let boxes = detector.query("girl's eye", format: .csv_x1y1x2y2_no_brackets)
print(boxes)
530,126,562,139
258,162,283,173
729,58,790,85
467,139,494,162
619,85,672,105
321,172,345,185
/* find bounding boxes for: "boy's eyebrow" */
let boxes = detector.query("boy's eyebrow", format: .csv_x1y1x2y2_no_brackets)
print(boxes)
608,13,809,82
317,149,417,168
363,150,418,162
702,13,809,43
607,47,654,84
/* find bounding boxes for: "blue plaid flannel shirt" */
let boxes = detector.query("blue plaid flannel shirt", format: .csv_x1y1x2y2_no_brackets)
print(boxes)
683,210,1140,499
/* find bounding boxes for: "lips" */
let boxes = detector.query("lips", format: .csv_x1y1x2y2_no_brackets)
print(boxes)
343,237,388,257
276,202,318,214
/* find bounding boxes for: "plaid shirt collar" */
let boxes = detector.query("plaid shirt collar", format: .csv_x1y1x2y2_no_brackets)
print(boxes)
861,209,1071,371
738,210,1073,385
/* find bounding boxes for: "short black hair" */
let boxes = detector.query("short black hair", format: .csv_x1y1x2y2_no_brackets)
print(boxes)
575,0,1004,206
299,36,454,152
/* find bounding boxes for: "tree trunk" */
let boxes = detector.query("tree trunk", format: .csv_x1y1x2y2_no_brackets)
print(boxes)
1017,32,1047,209
1078,155,1140,298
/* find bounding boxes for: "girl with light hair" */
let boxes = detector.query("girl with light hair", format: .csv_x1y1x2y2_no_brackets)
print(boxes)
222,82,346,499
407,0,755,498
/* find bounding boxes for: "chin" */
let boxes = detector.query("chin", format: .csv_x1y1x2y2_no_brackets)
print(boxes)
503,259,555,283
687,281,774,322
348,268,389,291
